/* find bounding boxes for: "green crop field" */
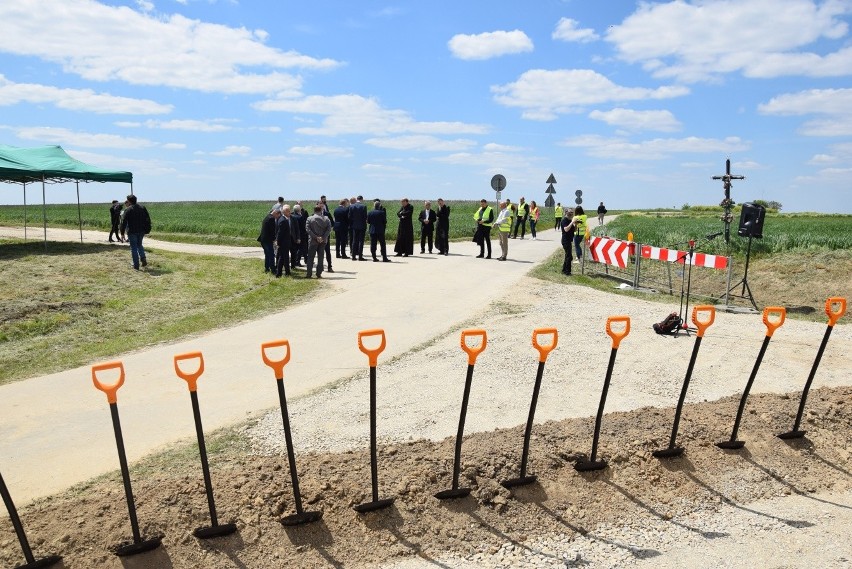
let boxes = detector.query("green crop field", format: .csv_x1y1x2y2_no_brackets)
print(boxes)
0,199,560,246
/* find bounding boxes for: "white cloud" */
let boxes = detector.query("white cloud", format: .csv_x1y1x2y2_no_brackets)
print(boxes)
288,145,353,157
139,119,236,132
492,69,689,121
135,0,154,12
0,74,171,114
216,155,290,172
448,30,533,60
560,135,749,160
609,0,852,82
364,135,477,152
552,18,599,43
211,145,252,156
15,126,156,148
482,142,523,152
162,142,186,150
254,94,490,136
588,108,682,132
759,88,852,136
0,0,340,94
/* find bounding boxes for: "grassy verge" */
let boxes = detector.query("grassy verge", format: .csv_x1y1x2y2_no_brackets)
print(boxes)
0,239,317,385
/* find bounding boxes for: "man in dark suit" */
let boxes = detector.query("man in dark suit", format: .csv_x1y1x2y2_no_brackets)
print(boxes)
418,200,437,254
367,200,392,262
348,195,368,261
333,198,350,259
274,205,293,277
257,208,279,273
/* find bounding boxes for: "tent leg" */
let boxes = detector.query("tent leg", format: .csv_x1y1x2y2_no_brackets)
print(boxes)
42,177,47,253
23,182,28,242
76,182,83,243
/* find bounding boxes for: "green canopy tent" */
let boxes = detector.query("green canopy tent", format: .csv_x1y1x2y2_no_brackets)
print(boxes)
0,145,133,248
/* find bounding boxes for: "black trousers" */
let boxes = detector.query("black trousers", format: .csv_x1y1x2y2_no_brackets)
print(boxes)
352,229,366,259
370,234,388,260
512,216,528,238
276,243,291,276
436,225,449,254
562,243,573,274
476,226,491,257
335,229,348,257
420,228,434,252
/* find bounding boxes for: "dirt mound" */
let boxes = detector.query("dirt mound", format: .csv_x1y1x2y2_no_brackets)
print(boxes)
2,387,850,568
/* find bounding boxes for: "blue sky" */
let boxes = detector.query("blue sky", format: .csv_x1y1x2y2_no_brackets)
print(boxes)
1,0,851,213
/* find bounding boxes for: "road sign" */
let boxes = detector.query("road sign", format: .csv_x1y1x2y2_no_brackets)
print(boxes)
544,195,555,207
491,174,506,192
575,197,583,205
575,189,583,197
546,173,557,184
545,183,556,194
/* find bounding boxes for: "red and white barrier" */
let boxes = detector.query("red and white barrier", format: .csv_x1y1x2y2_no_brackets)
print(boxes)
640,245,728,269
588,236,632,268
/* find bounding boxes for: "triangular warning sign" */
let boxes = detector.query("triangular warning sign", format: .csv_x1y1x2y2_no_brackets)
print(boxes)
545,183,556,194
546,173,557,184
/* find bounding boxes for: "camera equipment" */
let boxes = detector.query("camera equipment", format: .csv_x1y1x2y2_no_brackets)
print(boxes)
712,159,745,243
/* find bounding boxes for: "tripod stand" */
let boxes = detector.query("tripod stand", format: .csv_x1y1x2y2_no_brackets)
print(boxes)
723,234,758,311
675,241,697,336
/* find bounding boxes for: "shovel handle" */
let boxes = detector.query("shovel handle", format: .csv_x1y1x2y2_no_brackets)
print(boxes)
91,361,125,404
461,329,487,366
762,307,786,337
532,328,558,362
826,297,847,326
174,351,204,392
605,316,631,349
261,339,291,380
358,329,386,367
692,305,716,337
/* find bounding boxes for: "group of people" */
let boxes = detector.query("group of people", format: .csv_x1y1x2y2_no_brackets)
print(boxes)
471,196,542,260
258,195,453,278
107,195,152,270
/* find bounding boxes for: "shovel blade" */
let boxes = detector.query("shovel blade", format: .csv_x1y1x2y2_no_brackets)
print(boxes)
777,430,807,440
716,440,745,450
500,475,537,489
281,510,323,526
353,498,394,513
193,522,238,539
14,555,62,569
434,488,471,500
574,459,608,472
114,536,162,557
652,447,684,459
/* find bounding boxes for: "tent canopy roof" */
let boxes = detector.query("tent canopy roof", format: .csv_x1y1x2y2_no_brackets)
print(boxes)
0,145,132,184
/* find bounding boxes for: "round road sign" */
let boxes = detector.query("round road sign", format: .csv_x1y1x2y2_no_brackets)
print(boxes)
490,174,507,192
575,189,583,197
575,197,583,205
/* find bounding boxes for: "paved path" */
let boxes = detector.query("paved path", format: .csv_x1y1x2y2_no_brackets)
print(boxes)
0,224,566,504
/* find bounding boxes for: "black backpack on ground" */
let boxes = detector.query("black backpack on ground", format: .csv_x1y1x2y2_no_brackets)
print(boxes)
653,312,682,335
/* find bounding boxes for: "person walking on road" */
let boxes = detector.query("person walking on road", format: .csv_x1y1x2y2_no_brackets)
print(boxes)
108,200,123,243
597,202,608,226
493,200,512,261
418,200,436,254
304,204,331,278
368,200,392,262
121,194,151,271
473,199,494,259
512,196,529,239
394,198,415,257
435,198,450,255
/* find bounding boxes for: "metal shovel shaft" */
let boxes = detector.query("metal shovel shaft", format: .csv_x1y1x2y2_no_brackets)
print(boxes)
519,361,546,478
727,336,771,441
790,325,834,433
589,347,618,462
668,336,703,449
368,366,380,502
277,378,305,514
451,364,475,490
189,391,219,525
109,402,142,543
0,471,35,563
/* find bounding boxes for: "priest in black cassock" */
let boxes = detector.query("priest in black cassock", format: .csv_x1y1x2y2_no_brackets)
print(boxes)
393,198,415,257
